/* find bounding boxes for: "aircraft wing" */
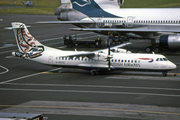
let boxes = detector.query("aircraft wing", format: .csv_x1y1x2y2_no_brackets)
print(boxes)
78,64,115,69
95,42,132,53
36,21,95,24
70,28,180,33
63,52,95,59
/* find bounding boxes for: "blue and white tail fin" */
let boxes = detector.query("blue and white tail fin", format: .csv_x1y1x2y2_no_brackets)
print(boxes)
70,0,120,18
9,22,45,58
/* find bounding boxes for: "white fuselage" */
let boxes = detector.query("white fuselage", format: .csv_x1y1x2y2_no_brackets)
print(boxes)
85,8,180,28
31,46,176,72
10,22,177,75
87,0,180,25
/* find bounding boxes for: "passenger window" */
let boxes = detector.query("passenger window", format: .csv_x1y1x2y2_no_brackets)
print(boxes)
131,60,133,63
121,60,123,62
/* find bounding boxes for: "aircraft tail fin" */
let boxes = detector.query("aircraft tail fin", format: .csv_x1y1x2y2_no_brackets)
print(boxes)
22,1,25,5
71,0,120,18
7,22,45,58
11,22,44,53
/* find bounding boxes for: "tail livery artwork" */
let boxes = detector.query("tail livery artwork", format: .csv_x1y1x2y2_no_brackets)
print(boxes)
12,23,44,58
10,22,176,76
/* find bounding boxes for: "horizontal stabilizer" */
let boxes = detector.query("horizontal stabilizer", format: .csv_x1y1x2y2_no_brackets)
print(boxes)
5,26,31,30
36,21,94,24
95,42,132,53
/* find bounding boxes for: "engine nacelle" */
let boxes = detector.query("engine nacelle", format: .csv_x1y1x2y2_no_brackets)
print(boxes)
159,35,180,49
56,9,87,21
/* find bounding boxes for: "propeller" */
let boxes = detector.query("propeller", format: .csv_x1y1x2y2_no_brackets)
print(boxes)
107,31,113,71
107,38,111,71
107,34,112,71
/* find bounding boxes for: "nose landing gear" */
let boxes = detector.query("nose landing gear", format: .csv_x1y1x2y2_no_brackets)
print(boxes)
162,71,167,77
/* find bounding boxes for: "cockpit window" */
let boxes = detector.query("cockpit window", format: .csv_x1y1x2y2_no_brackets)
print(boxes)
156,58,168,61
163,58,168,61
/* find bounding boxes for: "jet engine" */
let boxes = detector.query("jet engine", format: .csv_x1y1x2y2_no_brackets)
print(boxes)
55,8,87,21
159,35,180,49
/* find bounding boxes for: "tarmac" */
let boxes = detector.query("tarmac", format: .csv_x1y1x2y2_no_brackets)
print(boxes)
0,13,180,120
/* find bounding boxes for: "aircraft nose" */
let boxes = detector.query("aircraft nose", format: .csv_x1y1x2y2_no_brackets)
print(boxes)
170,62,177,69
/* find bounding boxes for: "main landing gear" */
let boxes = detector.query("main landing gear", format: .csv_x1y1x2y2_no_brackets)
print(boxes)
90,69,99,76
145,46,162,53
145,39,162,53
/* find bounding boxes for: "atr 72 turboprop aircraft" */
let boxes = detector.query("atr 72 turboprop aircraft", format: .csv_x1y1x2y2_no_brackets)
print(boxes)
7,22,176,76
43,0,180,52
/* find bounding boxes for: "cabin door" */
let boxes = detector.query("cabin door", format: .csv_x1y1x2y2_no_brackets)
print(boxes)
48,56,53,65
98,18,102,27
127,16,133,27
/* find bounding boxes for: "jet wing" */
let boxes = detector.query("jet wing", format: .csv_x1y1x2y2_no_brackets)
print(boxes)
70,28,180,33
36,21,95,24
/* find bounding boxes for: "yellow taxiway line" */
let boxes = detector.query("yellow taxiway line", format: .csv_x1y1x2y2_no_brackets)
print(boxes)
0,105,180,116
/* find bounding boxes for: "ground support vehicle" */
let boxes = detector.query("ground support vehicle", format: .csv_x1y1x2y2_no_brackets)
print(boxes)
0,112,48,120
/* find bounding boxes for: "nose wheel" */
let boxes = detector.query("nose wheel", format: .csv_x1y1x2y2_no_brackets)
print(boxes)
162,72,167,77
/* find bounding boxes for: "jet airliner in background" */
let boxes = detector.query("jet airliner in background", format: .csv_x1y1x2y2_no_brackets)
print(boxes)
40,0,180,52
6,22,176,76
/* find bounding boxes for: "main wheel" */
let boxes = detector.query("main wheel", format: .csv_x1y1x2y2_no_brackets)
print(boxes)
154,47,160,53
154,47,162,53
145,46,152,53
90,70,95,76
